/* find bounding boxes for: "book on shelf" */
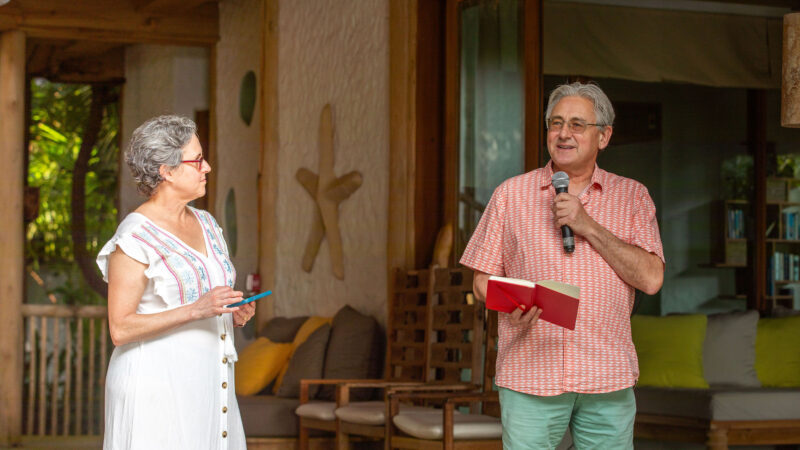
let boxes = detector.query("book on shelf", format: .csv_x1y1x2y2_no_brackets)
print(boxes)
727,208,745,239
486,276,580,330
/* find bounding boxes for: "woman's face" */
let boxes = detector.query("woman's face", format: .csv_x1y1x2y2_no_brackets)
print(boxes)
167,135,210,199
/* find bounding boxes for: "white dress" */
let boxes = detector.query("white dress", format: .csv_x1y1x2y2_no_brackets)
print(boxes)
96,208,246,450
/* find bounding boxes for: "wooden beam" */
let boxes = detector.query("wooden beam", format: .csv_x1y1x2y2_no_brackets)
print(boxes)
0,1,218,46
524,0,543,171
27,44,124,84
258,0,278,330
388,0,418,274
0,29,26,447
748,89,768,312
132,0,215,14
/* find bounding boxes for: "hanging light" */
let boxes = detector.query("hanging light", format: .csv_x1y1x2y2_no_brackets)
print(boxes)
782,12,800,127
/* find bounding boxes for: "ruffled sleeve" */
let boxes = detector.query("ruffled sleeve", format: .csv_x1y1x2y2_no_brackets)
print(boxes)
96,214,151,282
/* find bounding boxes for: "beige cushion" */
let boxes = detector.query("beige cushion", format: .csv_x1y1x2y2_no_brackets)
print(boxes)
295,401,337,421
335,401,436,425
393,411,502,440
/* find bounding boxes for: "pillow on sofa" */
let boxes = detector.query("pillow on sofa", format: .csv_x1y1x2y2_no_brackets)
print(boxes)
273,316,331,393
260,316,309,343
755,315,800,387
631,314,708,388
275,324,331,398
235,337,293,396
317,305,384,401
703,310,760,387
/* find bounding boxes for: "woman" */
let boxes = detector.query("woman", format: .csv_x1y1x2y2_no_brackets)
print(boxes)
96,115,255,449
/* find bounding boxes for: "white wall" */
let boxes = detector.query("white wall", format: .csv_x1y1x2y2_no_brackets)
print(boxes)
216,0,263,291
273,0,389,322
120,45,209,218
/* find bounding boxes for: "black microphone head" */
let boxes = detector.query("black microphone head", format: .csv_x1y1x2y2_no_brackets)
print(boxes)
552,171,569,190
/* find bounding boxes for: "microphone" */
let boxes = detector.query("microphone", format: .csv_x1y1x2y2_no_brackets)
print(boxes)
551,171,575,253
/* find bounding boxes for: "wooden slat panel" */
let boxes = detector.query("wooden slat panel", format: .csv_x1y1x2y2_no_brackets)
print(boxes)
74,319,83,435
87,319,96,435
25,317,36,435
49,318,59,435
37,318,47,436
63,318,72,436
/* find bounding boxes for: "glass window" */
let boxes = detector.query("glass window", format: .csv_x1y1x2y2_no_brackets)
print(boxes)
457,0,525,257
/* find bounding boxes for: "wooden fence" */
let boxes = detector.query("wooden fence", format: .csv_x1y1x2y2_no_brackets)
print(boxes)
21,304,109,437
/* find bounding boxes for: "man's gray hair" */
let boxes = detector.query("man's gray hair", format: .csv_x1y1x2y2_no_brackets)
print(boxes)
126,115,197,197
545,82,615,128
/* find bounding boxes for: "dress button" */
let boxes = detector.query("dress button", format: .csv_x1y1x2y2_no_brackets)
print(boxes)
222,357,228,364
222,382,228,389
222,431,227,438
220,334,226,340
222,406,228,413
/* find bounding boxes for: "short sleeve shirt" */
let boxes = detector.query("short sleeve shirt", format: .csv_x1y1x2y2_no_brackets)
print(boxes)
460,162,664,396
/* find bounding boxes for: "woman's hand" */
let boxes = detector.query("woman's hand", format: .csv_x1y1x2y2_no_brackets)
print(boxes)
191,286,243,320
508,305,542,327
233,302,256,328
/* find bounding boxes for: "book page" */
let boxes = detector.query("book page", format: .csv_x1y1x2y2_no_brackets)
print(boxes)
537,280,579,299
488,275,536,289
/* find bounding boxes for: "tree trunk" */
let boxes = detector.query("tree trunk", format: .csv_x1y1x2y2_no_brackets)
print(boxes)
71,85,113,299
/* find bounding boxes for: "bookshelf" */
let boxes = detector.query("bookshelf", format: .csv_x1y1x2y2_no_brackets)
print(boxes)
765,177,800,309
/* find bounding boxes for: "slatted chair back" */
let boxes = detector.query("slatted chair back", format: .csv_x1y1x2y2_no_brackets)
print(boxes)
425,267,484,386
387,267,437,382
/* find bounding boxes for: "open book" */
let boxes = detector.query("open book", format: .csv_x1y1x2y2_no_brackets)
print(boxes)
486,276,580,330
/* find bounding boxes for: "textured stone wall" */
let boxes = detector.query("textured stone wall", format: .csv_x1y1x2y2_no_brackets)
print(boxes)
216,0,263,290
120,45,209,217
274,0,389,322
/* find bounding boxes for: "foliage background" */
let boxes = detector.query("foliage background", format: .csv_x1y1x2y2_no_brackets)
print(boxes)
26,80,119,305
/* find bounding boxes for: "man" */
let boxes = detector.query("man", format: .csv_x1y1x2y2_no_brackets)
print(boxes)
460,82,665,449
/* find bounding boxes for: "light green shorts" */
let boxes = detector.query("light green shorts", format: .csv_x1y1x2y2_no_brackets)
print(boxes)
498,387,635,450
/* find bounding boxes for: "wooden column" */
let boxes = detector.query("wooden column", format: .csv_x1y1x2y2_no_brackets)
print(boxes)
257,0,279,330
748,90,767,312
524,0,543,171
0,29,26,446
388,0,418,272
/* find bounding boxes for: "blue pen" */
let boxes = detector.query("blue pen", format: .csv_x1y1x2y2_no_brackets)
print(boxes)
226,290,273,308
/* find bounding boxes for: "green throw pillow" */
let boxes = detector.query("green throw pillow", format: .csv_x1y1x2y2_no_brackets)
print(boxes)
755,316,800,387
631,314,709,388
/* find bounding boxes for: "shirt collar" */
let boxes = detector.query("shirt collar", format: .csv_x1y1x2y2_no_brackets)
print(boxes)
539,160,606,192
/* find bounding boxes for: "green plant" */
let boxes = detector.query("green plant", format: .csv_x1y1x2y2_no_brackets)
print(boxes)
26,80,119,305
721,154,753,200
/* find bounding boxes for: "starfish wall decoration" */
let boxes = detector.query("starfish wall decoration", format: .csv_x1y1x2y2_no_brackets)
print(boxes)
296,104,363,280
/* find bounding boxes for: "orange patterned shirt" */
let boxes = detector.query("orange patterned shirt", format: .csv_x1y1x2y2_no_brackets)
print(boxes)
460,162,665,396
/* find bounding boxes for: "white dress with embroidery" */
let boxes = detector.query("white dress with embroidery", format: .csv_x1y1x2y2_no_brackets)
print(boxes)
96,208,245,450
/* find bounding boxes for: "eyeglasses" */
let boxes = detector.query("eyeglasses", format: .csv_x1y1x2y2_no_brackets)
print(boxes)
547,118,603,134
181,156,205,171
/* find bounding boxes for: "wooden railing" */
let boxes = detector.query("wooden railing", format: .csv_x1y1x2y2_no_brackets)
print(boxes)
21,304,109,437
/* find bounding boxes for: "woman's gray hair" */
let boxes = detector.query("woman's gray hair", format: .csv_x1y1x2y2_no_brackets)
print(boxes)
545,82,615,128
126,115,197,197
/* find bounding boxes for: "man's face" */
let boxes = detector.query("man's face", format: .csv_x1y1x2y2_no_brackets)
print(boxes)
546,96,612,174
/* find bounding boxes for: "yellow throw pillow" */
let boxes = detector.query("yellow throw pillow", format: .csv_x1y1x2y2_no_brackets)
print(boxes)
235,337,293,396
272,316,332,393
631,314,709,388
755,316,800,387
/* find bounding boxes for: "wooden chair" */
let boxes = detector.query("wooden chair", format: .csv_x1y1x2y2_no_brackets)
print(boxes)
384,310,502,450
297,267,480,449
332,267,485,448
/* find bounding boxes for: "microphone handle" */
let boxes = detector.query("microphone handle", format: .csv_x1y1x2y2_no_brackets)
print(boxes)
554,187,575,253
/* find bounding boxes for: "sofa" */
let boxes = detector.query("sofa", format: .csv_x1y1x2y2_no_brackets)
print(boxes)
631,308,800,449
235,305,384,438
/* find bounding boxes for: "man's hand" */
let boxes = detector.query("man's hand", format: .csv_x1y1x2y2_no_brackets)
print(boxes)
553,192,596,236
508,305,542,327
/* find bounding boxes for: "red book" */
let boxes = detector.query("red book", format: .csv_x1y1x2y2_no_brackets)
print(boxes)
485,276,580,330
